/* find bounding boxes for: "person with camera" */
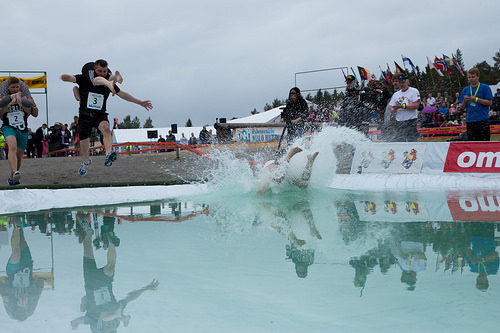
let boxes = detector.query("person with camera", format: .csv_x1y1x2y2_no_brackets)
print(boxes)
281,87,309,144
388,73,421,142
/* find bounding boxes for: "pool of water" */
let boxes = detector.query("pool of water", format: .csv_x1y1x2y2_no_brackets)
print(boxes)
1,186,499,332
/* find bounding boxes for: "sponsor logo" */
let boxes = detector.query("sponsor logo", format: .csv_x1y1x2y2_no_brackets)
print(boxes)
444,142,500,173
447,195,500,221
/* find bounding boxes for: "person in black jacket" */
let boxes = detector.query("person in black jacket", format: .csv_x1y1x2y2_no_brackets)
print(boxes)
338,75,371,133
281,87,309,144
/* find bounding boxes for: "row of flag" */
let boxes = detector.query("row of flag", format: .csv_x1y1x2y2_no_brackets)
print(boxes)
347,54,465,88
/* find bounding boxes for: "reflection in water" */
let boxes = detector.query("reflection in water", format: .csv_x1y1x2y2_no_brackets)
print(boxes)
0,190,499,330
0,214,52,321
71,211,159,332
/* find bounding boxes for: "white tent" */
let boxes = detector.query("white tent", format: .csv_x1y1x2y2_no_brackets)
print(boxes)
228,105,284,124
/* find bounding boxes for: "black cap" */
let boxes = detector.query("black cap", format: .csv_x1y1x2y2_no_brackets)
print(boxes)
345,75,355,82
397,73,408,80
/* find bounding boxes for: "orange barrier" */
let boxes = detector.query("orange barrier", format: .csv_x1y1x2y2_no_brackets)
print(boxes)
419,124,500,139
46,142,212,159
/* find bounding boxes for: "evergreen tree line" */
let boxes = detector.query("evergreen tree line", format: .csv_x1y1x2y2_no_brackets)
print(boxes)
256,48,500,113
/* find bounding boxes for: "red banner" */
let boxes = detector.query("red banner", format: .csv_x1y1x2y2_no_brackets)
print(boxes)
444,142,500,173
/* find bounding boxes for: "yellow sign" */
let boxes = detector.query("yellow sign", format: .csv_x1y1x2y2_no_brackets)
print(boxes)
0,75,47,89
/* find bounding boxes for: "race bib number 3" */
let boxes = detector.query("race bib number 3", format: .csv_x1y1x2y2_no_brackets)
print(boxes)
87,92,104,110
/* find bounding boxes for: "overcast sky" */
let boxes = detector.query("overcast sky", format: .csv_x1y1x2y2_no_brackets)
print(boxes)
3,0,499,131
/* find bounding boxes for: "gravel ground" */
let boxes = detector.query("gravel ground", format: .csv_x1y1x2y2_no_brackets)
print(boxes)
0,143,277,189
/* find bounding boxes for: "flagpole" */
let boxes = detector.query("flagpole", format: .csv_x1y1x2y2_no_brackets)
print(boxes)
428,63,436,89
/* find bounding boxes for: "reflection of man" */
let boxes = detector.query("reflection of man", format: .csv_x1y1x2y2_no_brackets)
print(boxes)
0,215,46,321
394,240,427,291
464,223,499,291
71,219,159,331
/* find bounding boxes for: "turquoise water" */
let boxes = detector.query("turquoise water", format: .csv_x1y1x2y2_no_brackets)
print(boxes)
1,127,499,332
1,187,499,332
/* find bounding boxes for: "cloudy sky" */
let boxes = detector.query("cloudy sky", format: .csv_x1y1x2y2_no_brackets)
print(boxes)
3,0,499,130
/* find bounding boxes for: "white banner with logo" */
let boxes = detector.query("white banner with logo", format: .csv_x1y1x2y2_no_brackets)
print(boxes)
234,127,283,143
351,142,500,175
351,143,427,174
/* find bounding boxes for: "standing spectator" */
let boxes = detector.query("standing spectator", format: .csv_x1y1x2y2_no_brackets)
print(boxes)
26,128,36,158
34,123,47,158
208,129,215,144
188,132,197,145
388,73,421,142
337,76,371,133
48,123,62,156
157,134,166,152
179,132,188,146
199,126,210,144
281,87,309,143
458,67,493,141
57,124,72,155
70,115,79,148
166,130,176,152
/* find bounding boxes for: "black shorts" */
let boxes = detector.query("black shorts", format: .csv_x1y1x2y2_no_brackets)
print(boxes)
79,111,109,140
466,120,490,141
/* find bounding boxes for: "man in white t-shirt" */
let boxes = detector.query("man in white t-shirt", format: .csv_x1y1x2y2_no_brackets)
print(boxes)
388,73,421,142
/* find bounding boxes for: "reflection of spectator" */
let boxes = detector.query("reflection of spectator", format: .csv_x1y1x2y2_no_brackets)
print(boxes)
464,223,499,291
0,216,46,321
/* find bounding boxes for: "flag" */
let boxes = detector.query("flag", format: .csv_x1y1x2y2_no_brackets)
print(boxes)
350,67,359,88
427,56,444,76
435,56,454,73
402,55,418,75
443,54,454,67
386,63,393,79
394,61,404,73
434,56,445,70
357,66,376,82
443,54,458,73
379,66,390,87
452,54,464,76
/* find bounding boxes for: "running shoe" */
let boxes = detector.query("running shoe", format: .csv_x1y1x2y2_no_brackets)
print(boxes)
7,178,15,186
104,151,117,167
79,159,92,176
12,171,21,185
